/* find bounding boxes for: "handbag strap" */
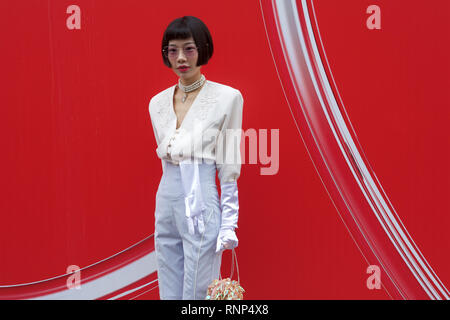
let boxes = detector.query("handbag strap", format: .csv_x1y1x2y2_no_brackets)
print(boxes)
219,248,240,283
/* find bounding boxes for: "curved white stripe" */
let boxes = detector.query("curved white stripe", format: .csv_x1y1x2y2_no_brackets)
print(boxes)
129,284,159,300
272,0,405,298
0,234,155,288
299,0,440,299
29,251,157,300
275,0,449,299
296,0,438,299
308,0,450,299
107,278,158,300
305,0,449,299
259,0,393,299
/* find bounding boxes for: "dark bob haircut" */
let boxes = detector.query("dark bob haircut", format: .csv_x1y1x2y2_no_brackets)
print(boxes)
161,16,214,68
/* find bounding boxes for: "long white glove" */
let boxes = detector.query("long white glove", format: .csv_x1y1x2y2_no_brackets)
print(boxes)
216,181,239,252
179,160,206,235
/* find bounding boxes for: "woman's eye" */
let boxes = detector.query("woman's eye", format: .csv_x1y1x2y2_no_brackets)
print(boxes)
185,47,195,52
168,48,177,54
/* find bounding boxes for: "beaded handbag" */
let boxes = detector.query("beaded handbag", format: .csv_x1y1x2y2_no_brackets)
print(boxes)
205,248,245,300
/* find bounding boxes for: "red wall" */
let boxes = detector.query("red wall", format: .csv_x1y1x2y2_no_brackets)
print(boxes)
0,0,448,299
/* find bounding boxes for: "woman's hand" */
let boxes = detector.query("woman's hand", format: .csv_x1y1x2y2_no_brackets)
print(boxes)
216,227,238,252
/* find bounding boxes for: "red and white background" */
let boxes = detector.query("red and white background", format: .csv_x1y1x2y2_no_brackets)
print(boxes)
0,0,449,300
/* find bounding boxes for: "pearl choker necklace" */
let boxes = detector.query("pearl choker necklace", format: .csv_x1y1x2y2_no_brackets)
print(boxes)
178,74,206,103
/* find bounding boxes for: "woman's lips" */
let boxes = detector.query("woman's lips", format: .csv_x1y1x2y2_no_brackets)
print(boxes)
178,66,189,72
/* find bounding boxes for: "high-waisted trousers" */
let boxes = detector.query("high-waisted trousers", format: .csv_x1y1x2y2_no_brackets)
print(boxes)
154,161,223,300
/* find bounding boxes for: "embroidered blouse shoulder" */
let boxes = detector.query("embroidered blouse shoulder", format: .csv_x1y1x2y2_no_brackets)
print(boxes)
149,80,244,185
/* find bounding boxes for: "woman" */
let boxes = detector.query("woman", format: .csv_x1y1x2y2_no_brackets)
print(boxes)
148,16,244,300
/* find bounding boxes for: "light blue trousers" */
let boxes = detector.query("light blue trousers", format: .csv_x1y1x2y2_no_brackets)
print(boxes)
154,161,222,300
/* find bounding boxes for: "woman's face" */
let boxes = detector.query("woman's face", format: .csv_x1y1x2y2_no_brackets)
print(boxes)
167,37,202,83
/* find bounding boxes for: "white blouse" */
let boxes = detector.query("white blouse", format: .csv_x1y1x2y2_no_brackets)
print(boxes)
148,79,244,185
